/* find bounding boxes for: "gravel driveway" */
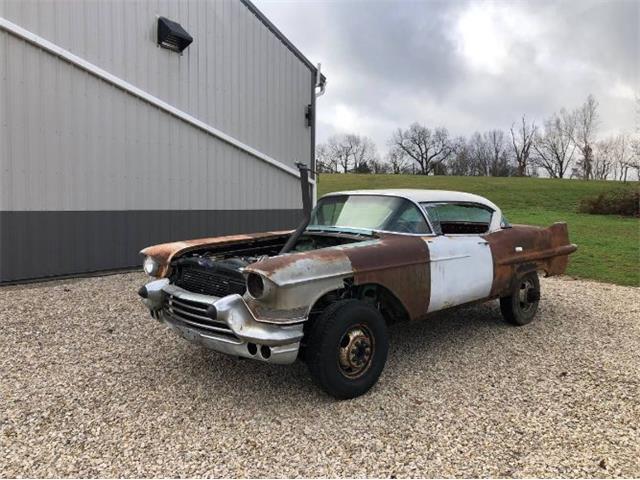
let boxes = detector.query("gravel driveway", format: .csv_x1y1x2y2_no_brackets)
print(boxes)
1,272,638,478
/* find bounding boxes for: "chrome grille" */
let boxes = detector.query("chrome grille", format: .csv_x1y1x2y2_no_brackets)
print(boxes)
164,294,237,339
174,267,246,297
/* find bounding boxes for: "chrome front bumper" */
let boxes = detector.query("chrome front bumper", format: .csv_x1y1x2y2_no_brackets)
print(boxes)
141,279,303,365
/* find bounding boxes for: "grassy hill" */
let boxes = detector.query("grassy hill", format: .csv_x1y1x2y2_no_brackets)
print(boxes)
317,174,640,286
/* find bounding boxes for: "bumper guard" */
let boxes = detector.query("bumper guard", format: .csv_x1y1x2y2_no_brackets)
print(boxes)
141,279,303,364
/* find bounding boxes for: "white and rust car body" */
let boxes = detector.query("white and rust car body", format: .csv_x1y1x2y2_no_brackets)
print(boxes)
139,189,577,369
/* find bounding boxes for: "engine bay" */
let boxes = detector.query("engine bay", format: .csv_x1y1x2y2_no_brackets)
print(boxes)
169,231,372,297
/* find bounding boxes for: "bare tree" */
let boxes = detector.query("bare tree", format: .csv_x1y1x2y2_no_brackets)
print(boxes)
510,116,537,176
534,110,576,178
609,133,627,181
630,135,640,180
592,134,640,181
609,133,640,181
592,137,616,180
447,136,473,176
327,135,353,173
568,94,599,180
485,130,512,177
449,146,473,176
317,134,378,173
348,135,378,172
315,143,336,173
369,159,390,174
386,148,409,174
468,132,491,176
389,123,454,175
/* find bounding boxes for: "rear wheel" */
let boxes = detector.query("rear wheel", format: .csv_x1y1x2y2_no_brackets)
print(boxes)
304,300,388,399
500,271,540,326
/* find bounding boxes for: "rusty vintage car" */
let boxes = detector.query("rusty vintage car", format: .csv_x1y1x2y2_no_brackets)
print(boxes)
139,183,577,399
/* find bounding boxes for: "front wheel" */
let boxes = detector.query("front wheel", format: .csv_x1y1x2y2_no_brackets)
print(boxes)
500,271,540,326
304,300,388,399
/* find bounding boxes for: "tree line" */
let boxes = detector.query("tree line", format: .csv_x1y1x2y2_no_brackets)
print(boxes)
316,95,640,181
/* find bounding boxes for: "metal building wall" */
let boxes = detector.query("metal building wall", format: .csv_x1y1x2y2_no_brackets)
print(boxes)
0,0,318,282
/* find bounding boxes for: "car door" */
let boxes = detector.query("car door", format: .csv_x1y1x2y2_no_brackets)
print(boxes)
421,202,495,313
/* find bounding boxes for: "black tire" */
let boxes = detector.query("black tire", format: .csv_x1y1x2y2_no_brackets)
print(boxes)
304,299,388,399
500,271,540,326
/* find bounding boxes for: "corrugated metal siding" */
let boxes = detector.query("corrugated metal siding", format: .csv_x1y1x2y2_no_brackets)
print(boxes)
0,30,303,211
0,28,7,212
0,0,313,171
0,0,317,281
0,209,300,282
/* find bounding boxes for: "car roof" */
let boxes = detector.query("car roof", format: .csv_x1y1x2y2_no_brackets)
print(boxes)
322,189,500,212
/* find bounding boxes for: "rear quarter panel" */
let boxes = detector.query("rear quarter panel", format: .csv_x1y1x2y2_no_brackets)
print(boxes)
484,222,577,297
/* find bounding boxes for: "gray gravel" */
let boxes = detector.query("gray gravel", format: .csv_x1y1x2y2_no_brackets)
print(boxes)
1,272,639,478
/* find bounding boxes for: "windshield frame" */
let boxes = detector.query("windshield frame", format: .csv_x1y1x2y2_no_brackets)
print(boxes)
308,193,436,236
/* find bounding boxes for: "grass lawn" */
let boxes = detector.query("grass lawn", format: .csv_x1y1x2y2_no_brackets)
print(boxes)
317,174,640,287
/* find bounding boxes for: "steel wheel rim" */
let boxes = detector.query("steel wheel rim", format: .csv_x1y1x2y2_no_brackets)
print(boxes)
337,324,375,379
518,279,536,311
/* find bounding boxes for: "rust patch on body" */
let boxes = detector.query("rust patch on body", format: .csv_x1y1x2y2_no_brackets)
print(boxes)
485,222,577,297
248,245,350,277
246,234,431,321
141,230,292,277
346,234,430,320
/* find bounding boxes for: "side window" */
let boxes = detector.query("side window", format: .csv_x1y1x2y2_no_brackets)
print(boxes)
384,201,431,234
420,202,494,235
422,204,443,235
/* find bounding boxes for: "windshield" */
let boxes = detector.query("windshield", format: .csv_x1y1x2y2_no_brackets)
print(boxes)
308,195,431,234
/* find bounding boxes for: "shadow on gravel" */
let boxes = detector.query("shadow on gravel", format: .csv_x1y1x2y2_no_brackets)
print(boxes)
161,298,517,403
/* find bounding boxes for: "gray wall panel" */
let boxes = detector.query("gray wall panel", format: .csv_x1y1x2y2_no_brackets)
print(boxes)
0,209,302,282
0,32,303,212
0,0,314,167
0,30,6,211
0,0,317,282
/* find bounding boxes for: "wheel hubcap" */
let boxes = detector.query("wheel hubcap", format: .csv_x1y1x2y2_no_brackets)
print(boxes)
518,279,538,311
338,325,374,378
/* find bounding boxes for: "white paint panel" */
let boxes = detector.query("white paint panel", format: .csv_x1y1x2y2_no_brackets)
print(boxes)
427,236,494,313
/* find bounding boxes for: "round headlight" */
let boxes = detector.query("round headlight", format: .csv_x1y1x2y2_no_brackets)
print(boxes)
246,273,265,299
143,256,160,277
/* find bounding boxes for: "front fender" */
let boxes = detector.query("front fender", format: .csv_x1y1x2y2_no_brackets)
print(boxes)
243,243,365,323
244,235,431,322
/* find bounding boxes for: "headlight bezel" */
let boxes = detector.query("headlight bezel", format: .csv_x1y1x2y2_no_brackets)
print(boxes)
143,256,160,277
246,272,274,300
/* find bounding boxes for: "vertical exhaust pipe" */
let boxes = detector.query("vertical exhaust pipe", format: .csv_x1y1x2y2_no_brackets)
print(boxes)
297,162,312,218
280,163,312,254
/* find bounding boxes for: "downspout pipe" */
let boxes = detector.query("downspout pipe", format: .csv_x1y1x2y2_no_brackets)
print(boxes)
315,63,327,97
280,163,312,254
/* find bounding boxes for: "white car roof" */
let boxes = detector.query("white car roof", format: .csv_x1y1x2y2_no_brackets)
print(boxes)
323,189,500,212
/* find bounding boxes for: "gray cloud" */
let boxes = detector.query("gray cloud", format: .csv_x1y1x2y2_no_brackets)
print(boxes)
255,0,638,150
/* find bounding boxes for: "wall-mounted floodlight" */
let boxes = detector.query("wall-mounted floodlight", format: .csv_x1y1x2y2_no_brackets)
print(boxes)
305,104,313,127
157,16,193,53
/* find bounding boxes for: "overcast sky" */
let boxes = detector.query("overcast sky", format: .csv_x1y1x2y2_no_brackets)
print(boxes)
255,0,638,151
